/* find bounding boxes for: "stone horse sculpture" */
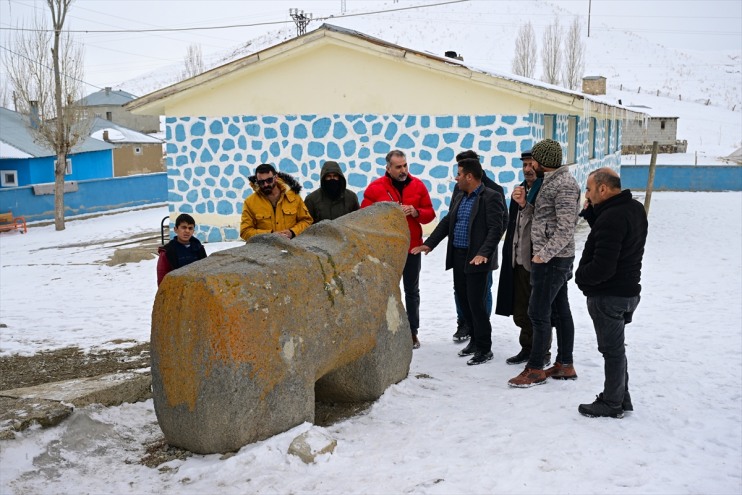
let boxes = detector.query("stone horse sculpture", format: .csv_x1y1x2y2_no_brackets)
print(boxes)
151,203,413,454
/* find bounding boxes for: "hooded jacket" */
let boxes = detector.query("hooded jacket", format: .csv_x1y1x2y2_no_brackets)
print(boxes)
239,172,313,241
304,161,360,222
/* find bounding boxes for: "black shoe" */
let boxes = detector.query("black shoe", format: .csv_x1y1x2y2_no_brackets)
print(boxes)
458,342,477,357
452,320,471,343
622,392,633,412
467,351,493,366
578,395,624,419
505,349,530,365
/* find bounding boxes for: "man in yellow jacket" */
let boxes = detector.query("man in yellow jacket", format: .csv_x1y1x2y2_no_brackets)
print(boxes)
240,163,313,241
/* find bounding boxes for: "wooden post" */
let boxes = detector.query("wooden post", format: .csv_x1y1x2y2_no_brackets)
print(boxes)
644,141,659,215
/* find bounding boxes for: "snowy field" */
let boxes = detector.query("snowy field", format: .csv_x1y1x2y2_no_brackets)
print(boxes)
0,191,740,494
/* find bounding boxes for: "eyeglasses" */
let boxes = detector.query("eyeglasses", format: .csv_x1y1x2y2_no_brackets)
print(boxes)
256,176,275,186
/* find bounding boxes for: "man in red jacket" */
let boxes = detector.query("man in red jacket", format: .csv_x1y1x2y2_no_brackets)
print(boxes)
361,150,435,349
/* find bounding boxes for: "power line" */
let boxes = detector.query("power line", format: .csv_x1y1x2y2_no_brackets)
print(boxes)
0,44,104,91
0,0,469,34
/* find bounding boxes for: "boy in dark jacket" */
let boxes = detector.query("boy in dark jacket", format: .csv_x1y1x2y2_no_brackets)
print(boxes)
157,213,207,286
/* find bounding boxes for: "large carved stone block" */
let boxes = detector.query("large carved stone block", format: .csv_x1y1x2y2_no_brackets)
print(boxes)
151,203,412,454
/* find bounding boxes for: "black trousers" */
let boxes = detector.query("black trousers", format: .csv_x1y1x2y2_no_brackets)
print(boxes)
452,249,492,353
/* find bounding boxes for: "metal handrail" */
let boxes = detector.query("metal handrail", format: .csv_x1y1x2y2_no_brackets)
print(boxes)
160,216,170,245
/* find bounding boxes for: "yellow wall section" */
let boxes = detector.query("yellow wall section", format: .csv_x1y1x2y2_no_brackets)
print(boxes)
164,41,536,116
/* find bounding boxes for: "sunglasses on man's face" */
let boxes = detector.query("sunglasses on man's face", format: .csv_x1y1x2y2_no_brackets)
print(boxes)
256,176,275,186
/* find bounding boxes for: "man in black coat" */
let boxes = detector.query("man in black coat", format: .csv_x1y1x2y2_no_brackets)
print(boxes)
495,150,551,365
412,158,506,365
450,150,508,342
575,168,648,419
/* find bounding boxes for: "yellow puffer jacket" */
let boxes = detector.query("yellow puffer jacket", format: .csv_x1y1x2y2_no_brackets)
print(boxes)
239,173,313,241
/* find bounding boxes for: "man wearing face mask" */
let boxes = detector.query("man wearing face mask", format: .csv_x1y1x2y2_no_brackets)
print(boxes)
304,161,360,222
240,163,313,241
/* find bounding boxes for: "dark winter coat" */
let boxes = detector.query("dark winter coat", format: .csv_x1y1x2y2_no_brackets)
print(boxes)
304,161,360,222
424,184,506,273
156,236,207,286
494,178,542,317
576,189,648,297
452,174,508,234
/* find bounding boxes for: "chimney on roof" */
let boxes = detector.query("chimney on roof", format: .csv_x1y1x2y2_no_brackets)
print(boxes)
105,87,111,96
103,130,110,142
582,76,607,95
444,50,464,61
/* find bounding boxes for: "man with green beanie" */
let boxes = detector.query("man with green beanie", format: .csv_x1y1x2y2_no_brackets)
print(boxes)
508,138,581,388
305,161,360,222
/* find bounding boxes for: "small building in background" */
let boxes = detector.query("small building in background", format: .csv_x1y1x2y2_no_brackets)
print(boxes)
582,76,607,95
77,87,160,134
622,105,684,154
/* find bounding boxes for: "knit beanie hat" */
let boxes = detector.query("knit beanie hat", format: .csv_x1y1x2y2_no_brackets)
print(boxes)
531,139,562,168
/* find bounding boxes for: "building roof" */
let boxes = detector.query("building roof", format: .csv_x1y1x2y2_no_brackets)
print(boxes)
127,23,646,120
0,107,115,159
625,105,679,119
89,118,163,144
77,88,139,107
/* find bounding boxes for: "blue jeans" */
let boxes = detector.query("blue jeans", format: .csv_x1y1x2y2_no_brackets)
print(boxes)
455,271,493,320
403,252,421,335
587,295,640,407
526,256,575,370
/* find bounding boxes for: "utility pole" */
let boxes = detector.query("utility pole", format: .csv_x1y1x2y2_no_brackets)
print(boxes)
289,8,312,36
587,0,592,37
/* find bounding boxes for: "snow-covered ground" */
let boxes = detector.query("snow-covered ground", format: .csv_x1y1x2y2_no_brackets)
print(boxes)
1,191,740,494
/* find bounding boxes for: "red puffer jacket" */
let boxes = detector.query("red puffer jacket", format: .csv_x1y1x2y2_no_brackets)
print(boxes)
361,174,435,251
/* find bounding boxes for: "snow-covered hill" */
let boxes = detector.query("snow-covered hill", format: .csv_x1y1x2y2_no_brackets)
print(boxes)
117,0,741,157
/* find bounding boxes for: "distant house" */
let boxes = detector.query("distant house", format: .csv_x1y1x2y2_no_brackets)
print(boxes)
89,119,164,176
0,107,115,188
78,87,160,134
0,106,167,221
622,105,684,154
127,23,646,242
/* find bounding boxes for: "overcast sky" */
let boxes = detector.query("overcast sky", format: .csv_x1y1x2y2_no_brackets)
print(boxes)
1,0,740,92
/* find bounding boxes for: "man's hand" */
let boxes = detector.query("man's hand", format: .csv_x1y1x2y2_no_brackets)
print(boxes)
470,255,488,265
411,245,431,255
401,204,418,217
275,229,294,239
532,255,544,264
512,185,527,208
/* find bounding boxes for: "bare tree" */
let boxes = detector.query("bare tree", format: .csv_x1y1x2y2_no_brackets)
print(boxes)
181,44,204,80
562,17,586,90
541,17,563,85
511,22,538,78
3,0,88,230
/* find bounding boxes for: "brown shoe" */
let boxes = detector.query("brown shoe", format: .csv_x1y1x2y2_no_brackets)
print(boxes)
545,363,578,380
412,334,421,350
508,367,547,388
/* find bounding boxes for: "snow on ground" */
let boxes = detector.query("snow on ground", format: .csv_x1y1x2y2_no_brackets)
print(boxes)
0,192,740,494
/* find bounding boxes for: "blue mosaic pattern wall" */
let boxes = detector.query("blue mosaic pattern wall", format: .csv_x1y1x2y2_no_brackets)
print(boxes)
165,113,622,242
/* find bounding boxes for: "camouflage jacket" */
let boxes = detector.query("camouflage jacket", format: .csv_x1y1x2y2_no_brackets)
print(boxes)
520,166,581,262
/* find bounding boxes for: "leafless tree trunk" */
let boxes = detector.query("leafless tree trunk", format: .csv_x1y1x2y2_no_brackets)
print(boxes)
182,44,204,80
511,22,537,78
562,17,586,90
541,17,562,85
3,0,87,230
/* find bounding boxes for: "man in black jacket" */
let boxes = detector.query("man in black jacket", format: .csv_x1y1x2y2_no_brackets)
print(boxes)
450,150,508,342
412,158,506,365
575,168,648,418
